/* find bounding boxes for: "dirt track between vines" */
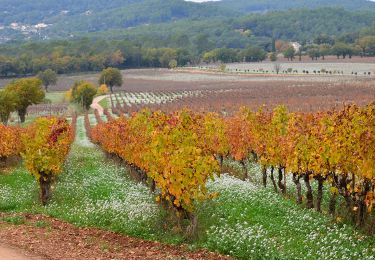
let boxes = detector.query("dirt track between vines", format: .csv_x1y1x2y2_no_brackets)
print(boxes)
0,214,231,260
0,244,38,260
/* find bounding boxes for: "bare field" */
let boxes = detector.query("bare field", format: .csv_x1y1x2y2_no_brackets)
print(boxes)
110,69,374,113
201,61,375,75
1,68,374,112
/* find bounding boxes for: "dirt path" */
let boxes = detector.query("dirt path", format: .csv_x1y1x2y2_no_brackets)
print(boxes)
90,95,108,115
0,244,39,260
0,214,230,260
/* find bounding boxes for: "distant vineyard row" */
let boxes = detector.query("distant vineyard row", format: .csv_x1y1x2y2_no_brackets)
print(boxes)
109,81,375,114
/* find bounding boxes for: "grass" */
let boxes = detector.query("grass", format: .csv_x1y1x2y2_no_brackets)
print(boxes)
45,92,66,104
1,215,26,225
200,176,375,259
1,119,375,259
98,97,109,109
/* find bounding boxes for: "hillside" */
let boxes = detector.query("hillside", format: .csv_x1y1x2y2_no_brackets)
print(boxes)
81,8,375,47
0,0,375,47
0,0,235,25
216,0,375,13
237,8,375,41
0,0,236,42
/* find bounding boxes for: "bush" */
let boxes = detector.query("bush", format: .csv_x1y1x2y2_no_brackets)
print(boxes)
71,81,97,110
21,117,73,205
0,125,23,161
169,59,178,69
219,63,226,72
97,84,109,96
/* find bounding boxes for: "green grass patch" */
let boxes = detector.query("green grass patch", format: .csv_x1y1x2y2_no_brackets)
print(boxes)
34,220,50,228
1,215,26,225
98,97,109,109
45,91,66,104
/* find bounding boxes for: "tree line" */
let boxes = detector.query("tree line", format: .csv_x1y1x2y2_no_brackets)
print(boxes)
1,20,375,78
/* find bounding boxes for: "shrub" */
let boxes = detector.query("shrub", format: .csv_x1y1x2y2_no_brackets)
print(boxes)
97,84,109,96
0,125,23,162
21,117,73,205
71,81,97,110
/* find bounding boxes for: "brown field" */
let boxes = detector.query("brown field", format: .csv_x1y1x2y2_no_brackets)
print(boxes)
111,69,374,113
1,68,374,113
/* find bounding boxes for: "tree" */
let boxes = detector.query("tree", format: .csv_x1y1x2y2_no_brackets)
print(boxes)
194,34,211,54
37,69,58,92
241,46,266,62
71,81,97,110
357,36,375,56
283,47,295,61
332,42,354,59
159,48,177,68
97,84,109,96
171,33,190,49
168,59,178,69
105,50,125,67
275,40,289,52
308,47,320,60
313,34,335,45
269,52,277,62
0,90,18,125
5,78,45,123
319,44,331,60
99,67,123,93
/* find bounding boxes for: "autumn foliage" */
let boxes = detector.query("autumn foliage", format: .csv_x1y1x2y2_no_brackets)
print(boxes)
0,125,23,162
21,117,74,205
92,109,220,234
95,101,374,230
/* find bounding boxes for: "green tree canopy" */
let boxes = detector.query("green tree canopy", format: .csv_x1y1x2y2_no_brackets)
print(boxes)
98,67,123,93
283,47,296,61
37,69,58,92
0,89,18,125
332,42,354,58
357,35,375,56
240,46,267,62
5,78,45,123
71,80,97,110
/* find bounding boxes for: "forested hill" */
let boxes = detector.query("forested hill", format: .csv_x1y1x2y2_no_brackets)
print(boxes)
0,0,375,45
0,0,236,25
237,8,375,41
0,0,238,42
1,0,374,26
216,0,375,13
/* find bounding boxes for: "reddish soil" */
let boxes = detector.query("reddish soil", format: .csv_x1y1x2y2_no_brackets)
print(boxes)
113,77,375,113
0,244,37,260
0,213,231,260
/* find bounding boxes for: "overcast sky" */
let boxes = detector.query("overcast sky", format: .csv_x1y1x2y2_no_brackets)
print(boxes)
185,0,221,2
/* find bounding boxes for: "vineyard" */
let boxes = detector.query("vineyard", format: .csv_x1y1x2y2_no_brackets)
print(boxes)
26,103,68,117
108,75,375,114
0,125,23,163
1,116,76,204
89,102,375,232
1,77,375,258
